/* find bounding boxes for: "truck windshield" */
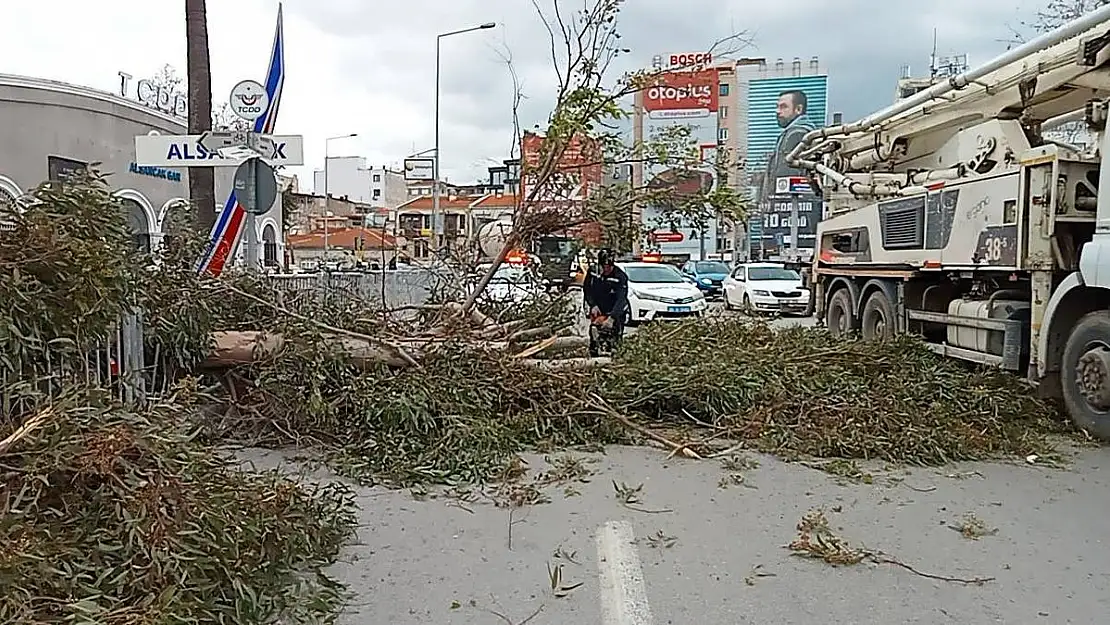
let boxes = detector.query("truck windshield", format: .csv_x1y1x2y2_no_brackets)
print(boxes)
748,267,800,281
537,239,573,256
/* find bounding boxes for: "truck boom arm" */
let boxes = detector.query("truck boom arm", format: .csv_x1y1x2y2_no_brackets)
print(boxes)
791,5,1110,186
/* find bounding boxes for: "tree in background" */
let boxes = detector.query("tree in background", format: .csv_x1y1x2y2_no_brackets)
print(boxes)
463,0,750,311
185,0,216,231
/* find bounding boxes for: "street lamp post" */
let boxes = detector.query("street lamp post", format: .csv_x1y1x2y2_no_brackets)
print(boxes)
433,22,496,255
323,133,358,269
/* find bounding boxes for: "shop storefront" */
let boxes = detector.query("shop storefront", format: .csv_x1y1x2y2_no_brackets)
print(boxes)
0,73,282,258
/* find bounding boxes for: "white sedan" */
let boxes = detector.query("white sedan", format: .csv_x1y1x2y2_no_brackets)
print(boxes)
722,262,810,315
619,262,708,325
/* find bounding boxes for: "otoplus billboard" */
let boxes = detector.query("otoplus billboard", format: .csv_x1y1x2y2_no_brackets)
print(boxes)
745,75,828,257
641,68,721,259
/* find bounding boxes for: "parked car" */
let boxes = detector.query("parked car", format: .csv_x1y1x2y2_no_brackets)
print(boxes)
680,260,731,298
722,262,810,315
619,262,708,325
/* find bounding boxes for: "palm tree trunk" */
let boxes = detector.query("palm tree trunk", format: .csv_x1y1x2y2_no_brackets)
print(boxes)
185,0,216,231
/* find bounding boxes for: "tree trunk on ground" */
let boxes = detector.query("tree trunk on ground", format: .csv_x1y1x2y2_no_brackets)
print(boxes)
185,0,216,231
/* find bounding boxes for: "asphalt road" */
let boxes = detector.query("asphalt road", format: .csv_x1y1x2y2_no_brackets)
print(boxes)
244,443,1110,625
240,297,1110,624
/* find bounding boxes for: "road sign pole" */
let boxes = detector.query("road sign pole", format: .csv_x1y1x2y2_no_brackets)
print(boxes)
789,192,800,261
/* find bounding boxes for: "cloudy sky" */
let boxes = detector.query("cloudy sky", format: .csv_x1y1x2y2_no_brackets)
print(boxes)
1,0,1058,190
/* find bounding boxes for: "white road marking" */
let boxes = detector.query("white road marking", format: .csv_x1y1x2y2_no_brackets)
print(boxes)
596,520,654,625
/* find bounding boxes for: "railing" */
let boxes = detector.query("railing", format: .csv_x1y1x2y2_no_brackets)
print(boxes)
265,269,444,312
1,313,147,424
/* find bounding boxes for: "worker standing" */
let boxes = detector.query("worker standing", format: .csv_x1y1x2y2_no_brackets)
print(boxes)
582,249,630,357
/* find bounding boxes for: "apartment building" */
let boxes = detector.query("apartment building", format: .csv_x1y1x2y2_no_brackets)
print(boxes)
312,156,408,208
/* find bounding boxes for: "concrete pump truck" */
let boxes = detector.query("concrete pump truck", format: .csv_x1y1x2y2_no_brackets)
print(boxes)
797,7,1110,439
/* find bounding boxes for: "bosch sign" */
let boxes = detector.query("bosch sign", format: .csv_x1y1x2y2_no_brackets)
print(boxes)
669,53,712,67
642,68,719,116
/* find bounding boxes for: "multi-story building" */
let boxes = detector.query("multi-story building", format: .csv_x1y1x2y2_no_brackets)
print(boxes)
312,157,408,209
394,160,520,259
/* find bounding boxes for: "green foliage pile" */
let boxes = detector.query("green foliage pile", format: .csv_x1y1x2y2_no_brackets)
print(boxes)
236,336,625,486
0,171,357,624
0,393,356,624
608,321,1068,464
234,315,1067,487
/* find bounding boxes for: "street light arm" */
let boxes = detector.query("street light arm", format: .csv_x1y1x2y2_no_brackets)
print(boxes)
438,23,496,39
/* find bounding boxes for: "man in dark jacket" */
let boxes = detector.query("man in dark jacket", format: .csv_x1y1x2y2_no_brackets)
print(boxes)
582,249,630,356
760,89,818,200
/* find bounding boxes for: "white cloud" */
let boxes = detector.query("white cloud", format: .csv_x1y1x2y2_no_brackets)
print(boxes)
1,0,1057,191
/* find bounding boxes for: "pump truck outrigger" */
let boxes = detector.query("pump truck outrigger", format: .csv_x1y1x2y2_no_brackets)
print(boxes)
798,6,1110,440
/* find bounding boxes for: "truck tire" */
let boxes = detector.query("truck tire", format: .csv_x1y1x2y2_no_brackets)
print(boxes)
861,289,895,341
1061,310,1110,440
826,288,855,339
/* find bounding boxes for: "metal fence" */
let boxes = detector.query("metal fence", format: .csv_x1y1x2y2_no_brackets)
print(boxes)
1,313,147,422
265,269,443,311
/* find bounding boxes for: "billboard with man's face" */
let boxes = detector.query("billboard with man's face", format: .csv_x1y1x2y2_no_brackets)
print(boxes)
641,68,721,259
745,75,828,256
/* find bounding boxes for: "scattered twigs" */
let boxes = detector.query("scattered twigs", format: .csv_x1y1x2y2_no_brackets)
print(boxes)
788,509,994,586
587,393,702,459
0,407,53,455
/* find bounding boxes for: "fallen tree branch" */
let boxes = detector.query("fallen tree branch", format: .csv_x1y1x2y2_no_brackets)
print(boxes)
215,283,422,368
0,407,53,455
586,392,702,459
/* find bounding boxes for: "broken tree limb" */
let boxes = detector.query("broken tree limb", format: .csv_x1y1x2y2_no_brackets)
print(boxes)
512,335,588,359
519,356,611,369
586,392,702,460
214,283,422,368
206,331,284,366
507,326,554,344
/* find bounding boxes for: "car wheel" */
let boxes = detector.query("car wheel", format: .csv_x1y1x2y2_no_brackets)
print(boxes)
742,294,755,316
1061,311,1110,441
860,289,895,341
724,291,734,311
826,288,856,339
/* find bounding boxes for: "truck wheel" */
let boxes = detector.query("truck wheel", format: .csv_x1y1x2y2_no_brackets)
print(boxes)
1061,310,1110,440
826,288,855,338
861,289,895,341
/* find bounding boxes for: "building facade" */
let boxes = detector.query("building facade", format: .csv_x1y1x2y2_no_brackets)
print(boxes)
0,73,285,262
312,157,408,209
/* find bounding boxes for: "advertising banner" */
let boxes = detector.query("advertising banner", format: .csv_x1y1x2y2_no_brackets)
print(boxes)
745,74,828,256
641,68,720,259
642,68,719,120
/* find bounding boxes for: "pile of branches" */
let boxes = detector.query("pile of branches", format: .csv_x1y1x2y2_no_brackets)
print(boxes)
604,322,1068,464
215,313,1069,486
0,171,358,623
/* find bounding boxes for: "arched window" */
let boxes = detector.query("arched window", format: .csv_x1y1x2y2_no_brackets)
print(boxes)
121,198,152,252
262,223,278,267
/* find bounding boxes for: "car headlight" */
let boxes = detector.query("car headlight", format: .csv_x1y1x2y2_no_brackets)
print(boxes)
752,290,771,296
798,289,810,299
632,289,668,303
699,277,711,284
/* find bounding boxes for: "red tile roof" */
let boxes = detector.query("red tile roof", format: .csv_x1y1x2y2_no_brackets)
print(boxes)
287,227,397,250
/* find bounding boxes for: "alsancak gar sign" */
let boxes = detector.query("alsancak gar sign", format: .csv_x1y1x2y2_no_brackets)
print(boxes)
133,134,305,167
129,162,182,182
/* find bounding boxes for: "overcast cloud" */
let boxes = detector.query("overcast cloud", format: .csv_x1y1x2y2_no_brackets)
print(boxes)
2,0,1051,190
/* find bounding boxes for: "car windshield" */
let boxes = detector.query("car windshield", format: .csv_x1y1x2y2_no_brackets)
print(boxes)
695,261,729,274
748,266,800,281
537,238,573,256
624,265,685,284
